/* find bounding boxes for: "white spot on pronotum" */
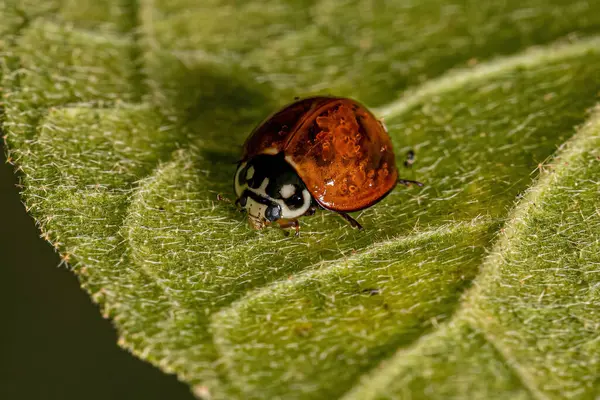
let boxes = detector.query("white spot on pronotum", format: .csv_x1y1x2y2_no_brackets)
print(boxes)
258,178,269,193
246,166,255,180
280,184,295,199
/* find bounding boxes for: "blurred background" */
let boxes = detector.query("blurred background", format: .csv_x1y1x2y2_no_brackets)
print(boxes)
0,142,194,400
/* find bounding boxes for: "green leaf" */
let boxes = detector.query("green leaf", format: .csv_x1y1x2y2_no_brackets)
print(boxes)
344,109,600,400
2,1,600,399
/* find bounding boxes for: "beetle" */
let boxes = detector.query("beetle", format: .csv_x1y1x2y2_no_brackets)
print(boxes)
233,96,422,235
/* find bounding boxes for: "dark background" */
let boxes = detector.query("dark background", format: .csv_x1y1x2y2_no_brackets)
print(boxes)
0,142,194,400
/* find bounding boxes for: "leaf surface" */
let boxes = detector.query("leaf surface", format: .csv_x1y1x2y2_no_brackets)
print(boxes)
2,1,600,398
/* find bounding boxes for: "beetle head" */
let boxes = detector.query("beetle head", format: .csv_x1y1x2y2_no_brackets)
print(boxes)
234,154,312,228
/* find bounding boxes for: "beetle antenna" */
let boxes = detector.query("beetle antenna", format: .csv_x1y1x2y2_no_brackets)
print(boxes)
216,194,232,203
216,194,248,214
338,212,363,230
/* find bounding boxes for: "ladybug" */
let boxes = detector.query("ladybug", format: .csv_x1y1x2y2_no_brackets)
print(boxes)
233,96,422,235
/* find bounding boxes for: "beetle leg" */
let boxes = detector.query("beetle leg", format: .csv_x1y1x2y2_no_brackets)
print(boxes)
277,219,301,237
303,206,317,217
397,178,424,187
338,212,363,230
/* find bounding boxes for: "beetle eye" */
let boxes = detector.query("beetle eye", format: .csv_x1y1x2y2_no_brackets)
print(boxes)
265,204,282,222
237,194,247,207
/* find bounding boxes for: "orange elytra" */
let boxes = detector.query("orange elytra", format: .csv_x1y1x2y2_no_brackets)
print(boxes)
233,96,422,235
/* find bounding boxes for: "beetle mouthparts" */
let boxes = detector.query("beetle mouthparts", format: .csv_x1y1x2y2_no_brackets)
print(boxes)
248,215,266,230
